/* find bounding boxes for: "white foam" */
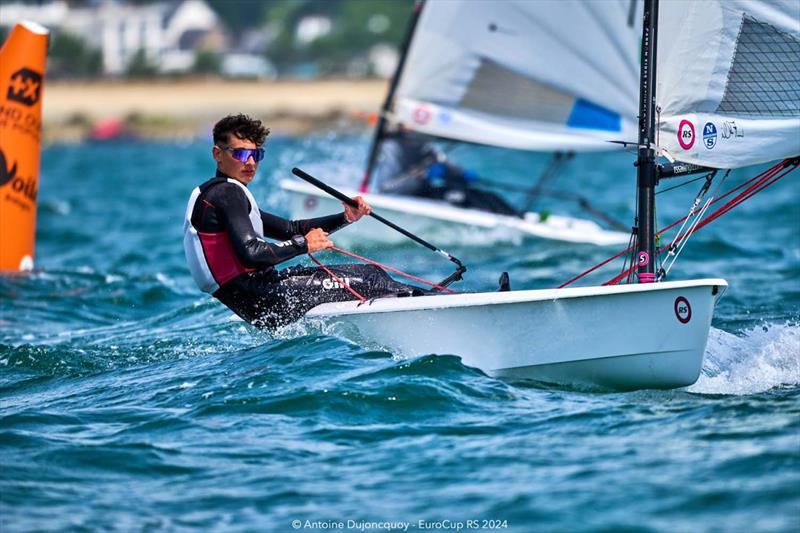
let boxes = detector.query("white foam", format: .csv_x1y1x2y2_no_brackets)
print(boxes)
19,255,34,271
155,273,174,287
689,323,800,395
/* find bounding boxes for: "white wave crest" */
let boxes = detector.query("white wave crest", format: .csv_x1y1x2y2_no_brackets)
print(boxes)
689,323,800,395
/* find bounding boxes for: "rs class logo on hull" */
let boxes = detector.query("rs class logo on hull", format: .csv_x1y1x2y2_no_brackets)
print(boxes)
674,296,692,324
304,196,318,210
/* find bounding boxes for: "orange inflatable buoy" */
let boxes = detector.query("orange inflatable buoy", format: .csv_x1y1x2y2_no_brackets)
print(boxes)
0,21,49,272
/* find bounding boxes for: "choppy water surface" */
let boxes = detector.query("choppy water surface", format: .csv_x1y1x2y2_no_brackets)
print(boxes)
1,135,798,532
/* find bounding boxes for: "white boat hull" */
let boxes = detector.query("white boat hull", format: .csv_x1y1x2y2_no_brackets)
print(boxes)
305,279,728,390
280,180,629,246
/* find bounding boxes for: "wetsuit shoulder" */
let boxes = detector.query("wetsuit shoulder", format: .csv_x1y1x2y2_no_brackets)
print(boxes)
192,180,249,232
204,181,250,209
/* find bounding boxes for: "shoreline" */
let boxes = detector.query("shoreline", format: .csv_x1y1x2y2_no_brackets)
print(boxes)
41,79,388,142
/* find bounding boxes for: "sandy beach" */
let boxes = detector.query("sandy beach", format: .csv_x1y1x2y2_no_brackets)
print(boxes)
42,78,388,141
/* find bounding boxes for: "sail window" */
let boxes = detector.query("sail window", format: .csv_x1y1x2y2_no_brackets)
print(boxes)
458,59,621,131
717,16,800,118
458,59,575,125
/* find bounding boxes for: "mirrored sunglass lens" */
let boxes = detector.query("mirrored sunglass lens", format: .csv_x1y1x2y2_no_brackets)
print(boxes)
231,149,250,162
232,149,264,162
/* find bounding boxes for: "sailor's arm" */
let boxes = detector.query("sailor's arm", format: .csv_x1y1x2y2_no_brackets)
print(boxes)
259,196,371,237
260,210,346,239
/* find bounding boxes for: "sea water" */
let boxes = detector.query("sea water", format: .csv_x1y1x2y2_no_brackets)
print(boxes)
1,134,798,532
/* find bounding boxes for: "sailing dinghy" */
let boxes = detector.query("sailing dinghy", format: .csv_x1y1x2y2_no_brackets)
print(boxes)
292,0,799,390
280,180,627,245
280,0,644,246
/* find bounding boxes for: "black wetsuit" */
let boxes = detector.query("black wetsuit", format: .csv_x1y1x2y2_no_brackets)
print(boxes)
191,172,423,329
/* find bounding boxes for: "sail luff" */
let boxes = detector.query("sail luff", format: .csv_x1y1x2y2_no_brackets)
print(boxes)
361,0,426,191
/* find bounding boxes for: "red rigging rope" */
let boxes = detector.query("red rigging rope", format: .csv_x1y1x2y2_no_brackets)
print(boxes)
330,247,458,293
604,158,798,286
560,158,799,288
306,247,458,300
557,243,631,289
307,252,366,303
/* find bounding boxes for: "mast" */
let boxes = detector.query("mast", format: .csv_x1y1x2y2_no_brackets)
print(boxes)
636,0,659,283
360,0,425,192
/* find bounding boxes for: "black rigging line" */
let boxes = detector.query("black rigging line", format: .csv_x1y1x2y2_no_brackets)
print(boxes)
656,173,715,195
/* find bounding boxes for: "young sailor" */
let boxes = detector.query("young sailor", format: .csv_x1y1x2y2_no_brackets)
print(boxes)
184,114,425,329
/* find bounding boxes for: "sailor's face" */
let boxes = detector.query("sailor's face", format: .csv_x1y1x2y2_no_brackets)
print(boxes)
213,135,260,185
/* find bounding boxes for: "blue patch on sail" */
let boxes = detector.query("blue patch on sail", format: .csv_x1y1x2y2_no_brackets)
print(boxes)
566,99,621,131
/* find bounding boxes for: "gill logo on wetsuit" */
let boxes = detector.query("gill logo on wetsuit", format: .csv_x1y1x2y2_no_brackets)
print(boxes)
317,277,351,290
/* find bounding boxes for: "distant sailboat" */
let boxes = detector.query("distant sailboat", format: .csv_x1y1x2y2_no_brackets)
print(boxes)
281,0,643,246
297,0,799,390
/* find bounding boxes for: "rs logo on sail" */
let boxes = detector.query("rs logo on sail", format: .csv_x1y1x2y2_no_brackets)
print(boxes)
677,119,695,150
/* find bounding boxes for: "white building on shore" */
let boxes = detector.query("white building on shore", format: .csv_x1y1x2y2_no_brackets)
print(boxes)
0,0,225,75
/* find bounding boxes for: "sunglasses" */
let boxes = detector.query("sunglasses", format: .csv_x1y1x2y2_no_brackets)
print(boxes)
218,145,265,163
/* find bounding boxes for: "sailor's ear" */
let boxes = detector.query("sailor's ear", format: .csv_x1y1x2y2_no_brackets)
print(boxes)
212,145,222,163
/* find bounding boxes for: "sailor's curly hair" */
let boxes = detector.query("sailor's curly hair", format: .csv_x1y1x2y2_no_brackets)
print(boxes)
213,114,269,146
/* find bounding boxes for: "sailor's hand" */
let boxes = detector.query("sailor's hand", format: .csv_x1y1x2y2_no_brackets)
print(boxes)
305,228,333,253
344,196,371,223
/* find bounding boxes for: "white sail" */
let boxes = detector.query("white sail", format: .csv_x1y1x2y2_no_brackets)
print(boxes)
390,0,642,152
656,0,800,168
